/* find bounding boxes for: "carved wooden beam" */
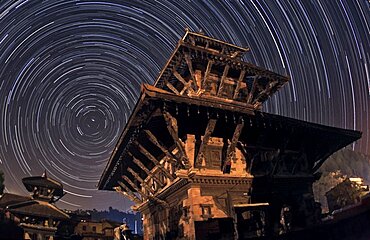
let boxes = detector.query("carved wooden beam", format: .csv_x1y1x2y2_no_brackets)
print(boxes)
189,35,196,46
165,81,180,95
127,167,144,183
247,76,259,104
195,119,217,167
223,118,245,173
237,142,253,173
127,167,155,195
252,79,279,104
271,152,283,175
217,64,230,96
233,69,247,99
129,152,163,186
137,143,159,165
162,52,183,84
116,182,142,204
268,139,289,175
144,129,176,161
143,136,177,177
137,141,175,180
115,187,140,204
173,70,187,85
134,144,174,184
122,175,149,198
202,60,214,89
173,70,194,95
132,157,150,176
184,53,198,91
221,45,226,55
163,111,190,169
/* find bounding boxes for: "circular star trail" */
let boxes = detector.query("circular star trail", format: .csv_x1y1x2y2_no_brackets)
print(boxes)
0,0,369,210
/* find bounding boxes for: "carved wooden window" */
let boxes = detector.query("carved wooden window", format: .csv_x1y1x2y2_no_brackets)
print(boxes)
205,146,222,169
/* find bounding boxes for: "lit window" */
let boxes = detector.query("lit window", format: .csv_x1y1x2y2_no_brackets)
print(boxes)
200,204,212,218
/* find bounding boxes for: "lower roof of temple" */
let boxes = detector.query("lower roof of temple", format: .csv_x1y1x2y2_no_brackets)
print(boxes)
98,84,361,191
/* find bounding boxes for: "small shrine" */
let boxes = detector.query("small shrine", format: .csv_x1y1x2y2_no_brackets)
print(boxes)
0,171,69,240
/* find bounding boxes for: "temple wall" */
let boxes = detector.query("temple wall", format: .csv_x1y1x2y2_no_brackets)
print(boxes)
140,179,252,240
185,134,249,176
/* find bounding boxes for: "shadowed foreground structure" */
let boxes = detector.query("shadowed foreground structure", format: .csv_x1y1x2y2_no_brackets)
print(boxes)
98,31,361,239
0,172,69,240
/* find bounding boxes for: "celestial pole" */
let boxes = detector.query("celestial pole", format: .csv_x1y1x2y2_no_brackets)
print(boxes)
0,0,369,210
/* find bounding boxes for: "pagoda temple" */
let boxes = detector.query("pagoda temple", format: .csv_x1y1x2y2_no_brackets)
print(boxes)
98,30,361,239
0,171,69,240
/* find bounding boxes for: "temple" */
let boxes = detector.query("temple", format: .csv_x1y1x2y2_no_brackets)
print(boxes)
0,171,69,240
98,30,361,239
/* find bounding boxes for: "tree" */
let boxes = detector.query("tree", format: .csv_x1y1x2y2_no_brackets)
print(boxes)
313,170,346,213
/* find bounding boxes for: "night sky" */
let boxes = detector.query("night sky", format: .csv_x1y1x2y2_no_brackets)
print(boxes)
0,0,369,211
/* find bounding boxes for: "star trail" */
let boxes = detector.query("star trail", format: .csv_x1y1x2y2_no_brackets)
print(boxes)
0,0,369,210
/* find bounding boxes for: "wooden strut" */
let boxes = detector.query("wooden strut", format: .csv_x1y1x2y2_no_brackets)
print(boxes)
144,129,178,175
202,60,214,89
173,70,194,95
165,81,180,95
144,130,176,161
163,53,183,95
233,69,247,100
163,111,190,169
195,119,217,167
220,45,226,55
223,117,245,173
114,187,136,203
253,79,279,104
127,167,144,183
137,143,159,165
122,175,149,199
247,76,259,104
271,139,290,175
129,152,164,187
291,152,309,175
237,142,253,173
116,181,142,204
217,64,230,96
136,143,174,181
184,53,198,91
127,167,155,195
188,35,196,46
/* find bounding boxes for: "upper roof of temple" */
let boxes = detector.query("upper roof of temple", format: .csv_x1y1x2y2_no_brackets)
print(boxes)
22,171,64,200
153,30,290,110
